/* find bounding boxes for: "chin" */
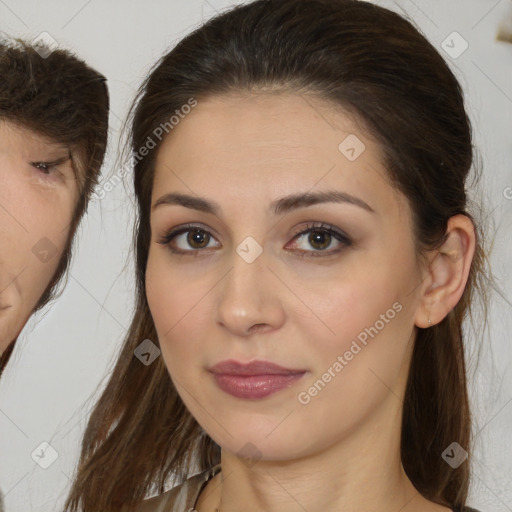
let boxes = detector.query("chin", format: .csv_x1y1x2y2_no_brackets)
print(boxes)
207,422,315,463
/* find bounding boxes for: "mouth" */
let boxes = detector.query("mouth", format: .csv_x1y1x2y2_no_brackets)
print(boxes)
209,359,307,400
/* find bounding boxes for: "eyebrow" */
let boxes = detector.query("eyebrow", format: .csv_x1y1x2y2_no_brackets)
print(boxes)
152,190,376,216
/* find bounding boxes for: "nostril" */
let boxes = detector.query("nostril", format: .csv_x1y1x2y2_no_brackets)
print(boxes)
248,323,271,334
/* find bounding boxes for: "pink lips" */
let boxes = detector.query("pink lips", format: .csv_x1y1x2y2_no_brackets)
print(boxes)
209,359,306,400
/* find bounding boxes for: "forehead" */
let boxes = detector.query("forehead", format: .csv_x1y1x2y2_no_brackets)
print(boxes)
0,119,69,155
159,92,369,154
152,92,405,219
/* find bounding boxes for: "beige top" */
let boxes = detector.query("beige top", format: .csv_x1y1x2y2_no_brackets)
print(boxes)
135,464,221,512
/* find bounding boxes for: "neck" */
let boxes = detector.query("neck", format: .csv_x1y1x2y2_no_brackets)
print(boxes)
204,392,436,512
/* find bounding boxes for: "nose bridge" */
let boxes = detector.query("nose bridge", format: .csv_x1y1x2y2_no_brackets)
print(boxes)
214,234,284,334
224,234,267,300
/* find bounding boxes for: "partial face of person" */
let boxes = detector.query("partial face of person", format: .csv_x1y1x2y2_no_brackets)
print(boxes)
146,92,427,460
0,120,78,354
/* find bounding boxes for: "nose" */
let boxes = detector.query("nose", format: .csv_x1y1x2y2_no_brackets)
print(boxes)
213,244,285,337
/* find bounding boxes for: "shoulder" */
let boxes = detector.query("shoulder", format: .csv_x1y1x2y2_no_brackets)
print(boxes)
134,464,221,512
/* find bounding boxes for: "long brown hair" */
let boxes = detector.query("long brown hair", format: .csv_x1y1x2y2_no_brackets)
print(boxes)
0,38,109,373
65,1,491,510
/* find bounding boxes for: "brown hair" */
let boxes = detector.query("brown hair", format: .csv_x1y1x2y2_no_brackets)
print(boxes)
65,1,491,510
0,38,110,372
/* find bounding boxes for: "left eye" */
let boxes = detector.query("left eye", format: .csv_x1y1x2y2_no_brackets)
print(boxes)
289,224,351,257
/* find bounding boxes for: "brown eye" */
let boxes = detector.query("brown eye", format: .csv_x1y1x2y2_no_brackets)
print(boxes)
306,230,332,250
287,222,352,258
186,229,211,249
158,224,220,255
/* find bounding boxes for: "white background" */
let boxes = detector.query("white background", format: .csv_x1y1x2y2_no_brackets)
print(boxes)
0,1,511,511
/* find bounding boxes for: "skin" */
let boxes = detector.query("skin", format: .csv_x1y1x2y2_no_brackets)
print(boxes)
0,120,78,355
145,92,475,512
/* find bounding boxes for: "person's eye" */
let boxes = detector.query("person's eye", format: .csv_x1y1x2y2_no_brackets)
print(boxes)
286,222,352,258
32,162,56,174
30,156,70,179
158,222,351,258
158,224,221,257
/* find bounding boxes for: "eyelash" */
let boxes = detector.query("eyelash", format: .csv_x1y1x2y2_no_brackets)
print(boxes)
157,222,352,258
31,161,59,176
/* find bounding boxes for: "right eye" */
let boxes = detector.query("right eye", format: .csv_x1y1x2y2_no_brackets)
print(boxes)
158,224,221,255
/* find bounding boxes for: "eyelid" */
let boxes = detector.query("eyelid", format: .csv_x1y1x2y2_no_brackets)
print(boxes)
31,156,70,169
290,222,350,242
31,162,54,172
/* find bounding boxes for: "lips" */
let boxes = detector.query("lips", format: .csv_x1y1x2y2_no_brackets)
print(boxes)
209,359,306,399
209,359,305,376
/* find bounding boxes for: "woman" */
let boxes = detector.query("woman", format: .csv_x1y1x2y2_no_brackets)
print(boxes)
65,1,489,511
0,38,109,375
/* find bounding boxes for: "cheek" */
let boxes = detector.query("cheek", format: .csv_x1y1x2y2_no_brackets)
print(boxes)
304,247,419,379
307,283,396,381
2,216,67,270
16,218,71,315
292,271,416,441
0,187,74,345
25,197,73,274
145,251,206,366
1,172,75,244
146,251,185,333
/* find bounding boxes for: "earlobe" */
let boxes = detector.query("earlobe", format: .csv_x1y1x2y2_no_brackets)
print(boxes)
414,214,476,328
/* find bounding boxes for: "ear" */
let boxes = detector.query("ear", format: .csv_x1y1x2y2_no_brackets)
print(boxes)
414,214,476,328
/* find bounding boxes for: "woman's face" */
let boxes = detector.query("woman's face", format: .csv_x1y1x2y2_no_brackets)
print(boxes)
0,120,78,354
146,93,428,460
